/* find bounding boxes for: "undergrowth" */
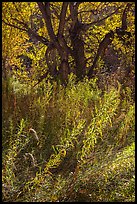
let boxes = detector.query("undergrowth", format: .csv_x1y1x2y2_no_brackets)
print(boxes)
2,73,135,202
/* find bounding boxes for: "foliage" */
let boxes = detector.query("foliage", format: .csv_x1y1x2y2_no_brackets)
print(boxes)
2,2,135,83
2,74,135,202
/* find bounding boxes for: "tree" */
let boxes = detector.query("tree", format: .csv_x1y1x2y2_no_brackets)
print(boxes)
2,2,135,85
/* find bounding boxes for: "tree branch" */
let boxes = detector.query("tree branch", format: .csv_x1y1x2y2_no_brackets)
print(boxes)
28,29,49,45
2,19,27,32
33,72,49,88
58,2,69,36
87,30,114,77
116,3,133,44
82,5,123,31
37,2,56,42
122,3,132,30
69,2,79,31
57,2,73,56
3,17,49,46
37,2,65,57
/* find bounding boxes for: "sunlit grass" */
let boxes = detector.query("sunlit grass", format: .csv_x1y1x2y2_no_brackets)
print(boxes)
2,74,135,202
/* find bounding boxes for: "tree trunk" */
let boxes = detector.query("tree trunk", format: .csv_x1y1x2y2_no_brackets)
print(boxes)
70,22,86,80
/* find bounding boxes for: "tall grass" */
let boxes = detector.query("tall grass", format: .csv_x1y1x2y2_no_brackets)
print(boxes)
2,73,135,202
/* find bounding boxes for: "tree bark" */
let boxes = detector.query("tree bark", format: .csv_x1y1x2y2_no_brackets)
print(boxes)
70,23,86,80
87,30,114,78
69,3,86,80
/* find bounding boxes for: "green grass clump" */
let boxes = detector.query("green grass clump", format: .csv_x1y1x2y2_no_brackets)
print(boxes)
2,73,135,202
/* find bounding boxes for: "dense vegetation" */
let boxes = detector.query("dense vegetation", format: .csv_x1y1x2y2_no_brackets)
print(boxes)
2,2,135,202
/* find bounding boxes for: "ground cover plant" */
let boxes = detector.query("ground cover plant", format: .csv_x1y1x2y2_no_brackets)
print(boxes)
2,73,135,202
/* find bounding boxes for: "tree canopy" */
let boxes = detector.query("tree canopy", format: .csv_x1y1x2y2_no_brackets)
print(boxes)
2,2,135,85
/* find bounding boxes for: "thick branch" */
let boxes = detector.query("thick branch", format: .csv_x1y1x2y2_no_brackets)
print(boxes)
57,2,73,56
37,2,56,42
37,2,66,58
87,30,114,77
58,2,69,36
122,3,132,30
69,2,79,31
116,3,132,44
